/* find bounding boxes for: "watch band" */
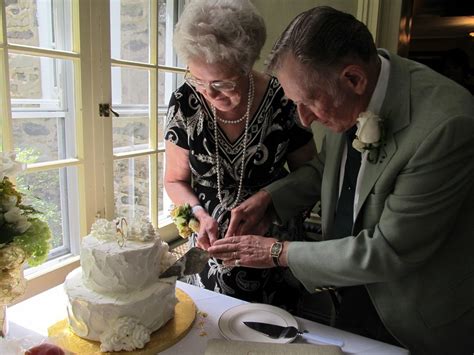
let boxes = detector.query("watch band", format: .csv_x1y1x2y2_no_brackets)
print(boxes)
270,241,283,266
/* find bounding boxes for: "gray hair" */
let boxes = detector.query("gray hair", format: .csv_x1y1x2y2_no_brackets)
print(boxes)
174,0,266,74
266,6,378,98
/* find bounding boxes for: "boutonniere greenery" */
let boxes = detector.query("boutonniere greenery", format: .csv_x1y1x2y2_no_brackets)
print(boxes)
352,111,385,163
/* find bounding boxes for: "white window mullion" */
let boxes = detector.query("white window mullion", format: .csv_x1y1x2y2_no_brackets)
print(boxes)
58,0,82,258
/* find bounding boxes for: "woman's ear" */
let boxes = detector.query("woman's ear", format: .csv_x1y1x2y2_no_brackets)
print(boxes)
339,65,367,95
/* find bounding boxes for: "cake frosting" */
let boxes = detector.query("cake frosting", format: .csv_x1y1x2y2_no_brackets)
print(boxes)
64,218,177,352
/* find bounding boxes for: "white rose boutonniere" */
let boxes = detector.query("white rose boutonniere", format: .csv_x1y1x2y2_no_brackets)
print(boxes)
352,111,385,163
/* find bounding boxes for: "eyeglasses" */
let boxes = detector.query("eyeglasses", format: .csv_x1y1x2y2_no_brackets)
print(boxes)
184,69,237,92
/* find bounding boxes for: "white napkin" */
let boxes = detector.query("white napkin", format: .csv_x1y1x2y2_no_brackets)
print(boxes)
205,339,344,355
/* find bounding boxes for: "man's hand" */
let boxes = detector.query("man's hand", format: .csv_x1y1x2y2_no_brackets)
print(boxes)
208,235,278,269
225,190,273,238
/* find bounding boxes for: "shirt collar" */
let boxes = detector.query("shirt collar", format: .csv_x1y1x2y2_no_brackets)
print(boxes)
366,54,390,115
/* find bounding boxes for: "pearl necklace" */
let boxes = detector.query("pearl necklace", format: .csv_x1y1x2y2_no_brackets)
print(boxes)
216,114,246,125
212,72,255,211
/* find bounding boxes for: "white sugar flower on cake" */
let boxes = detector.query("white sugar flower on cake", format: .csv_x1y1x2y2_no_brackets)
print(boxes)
100,317,150,352
128,218,157,242
89,219,117,241
90,217,158,244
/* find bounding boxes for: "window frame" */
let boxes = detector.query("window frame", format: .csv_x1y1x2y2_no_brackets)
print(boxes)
1,0,187,301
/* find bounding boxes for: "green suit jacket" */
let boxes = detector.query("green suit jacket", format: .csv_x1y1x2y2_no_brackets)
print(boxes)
265,50,474,354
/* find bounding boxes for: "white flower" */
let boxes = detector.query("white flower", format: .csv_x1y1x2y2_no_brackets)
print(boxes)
1,195,18,211
128,218,157,241
352,111,383,153
100,317,150,352
131,323,151,349
1,152,25,180
352,139,366,152
90,219,119,241
3,206,31,233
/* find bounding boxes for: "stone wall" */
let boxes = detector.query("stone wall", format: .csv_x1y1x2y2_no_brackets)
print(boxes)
7,0,42,99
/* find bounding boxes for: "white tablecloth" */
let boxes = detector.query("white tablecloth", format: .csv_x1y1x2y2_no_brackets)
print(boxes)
7,281,408,355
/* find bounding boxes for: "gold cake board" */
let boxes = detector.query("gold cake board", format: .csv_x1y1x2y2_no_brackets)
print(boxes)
48,288,196,354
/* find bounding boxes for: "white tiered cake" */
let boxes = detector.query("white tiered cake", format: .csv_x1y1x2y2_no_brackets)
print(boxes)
64,218,177,352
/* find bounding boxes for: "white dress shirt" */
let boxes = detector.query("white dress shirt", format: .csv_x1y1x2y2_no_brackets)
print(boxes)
337,54,391,223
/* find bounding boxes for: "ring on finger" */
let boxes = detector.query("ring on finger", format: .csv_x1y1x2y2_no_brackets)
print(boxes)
232,251,237,259
234,259,241,267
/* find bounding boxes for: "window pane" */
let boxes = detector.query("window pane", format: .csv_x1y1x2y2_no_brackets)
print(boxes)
158,111,166,148
6,0,73,51
16,167,79,261
114,156,150,220
112,113,150,153
12,116,74,162
110,0,150,63
112,66,150,152
158,72,184,148
158,71,184,106
9,54,77,162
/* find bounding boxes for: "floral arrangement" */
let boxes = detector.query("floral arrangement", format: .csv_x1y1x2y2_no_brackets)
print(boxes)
0,152,52,305
352,111,385,163
170,203,200,238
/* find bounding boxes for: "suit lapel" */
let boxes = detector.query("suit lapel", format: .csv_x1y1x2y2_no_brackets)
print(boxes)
354,51,412,220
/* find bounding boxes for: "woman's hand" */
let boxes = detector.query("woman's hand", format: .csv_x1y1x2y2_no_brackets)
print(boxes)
193,207,219,250
208,235,278,268
225,190,273,238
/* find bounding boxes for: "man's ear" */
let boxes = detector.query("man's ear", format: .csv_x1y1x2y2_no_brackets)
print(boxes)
340,65,367,95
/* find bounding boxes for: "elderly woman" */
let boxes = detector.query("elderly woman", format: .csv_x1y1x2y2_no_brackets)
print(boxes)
164,0,316,309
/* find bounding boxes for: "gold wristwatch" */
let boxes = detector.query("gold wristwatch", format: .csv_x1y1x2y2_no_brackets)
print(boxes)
270,241,283,266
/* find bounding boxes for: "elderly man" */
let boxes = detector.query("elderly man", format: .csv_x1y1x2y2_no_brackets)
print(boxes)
208,6,474,355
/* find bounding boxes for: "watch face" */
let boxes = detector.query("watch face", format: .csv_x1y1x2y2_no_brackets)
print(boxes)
271,242,282,256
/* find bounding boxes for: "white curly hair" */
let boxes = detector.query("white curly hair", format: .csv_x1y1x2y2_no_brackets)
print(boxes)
173,0,266,74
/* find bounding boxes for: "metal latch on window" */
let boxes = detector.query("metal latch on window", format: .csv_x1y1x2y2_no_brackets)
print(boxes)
99,103,120,118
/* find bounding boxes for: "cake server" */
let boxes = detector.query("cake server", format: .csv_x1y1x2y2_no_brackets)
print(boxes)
159,247,209,278
243,321,345,347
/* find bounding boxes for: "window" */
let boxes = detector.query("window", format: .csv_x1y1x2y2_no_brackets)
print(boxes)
0,0,185,280
109,0,185,223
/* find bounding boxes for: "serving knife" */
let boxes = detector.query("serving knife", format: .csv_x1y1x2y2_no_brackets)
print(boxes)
159,247,209,278
243,321,344,347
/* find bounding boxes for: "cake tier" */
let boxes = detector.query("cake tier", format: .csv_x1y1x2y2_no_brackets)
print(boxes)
64,268,176,343
80,235,172,294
